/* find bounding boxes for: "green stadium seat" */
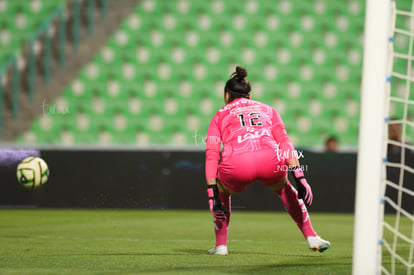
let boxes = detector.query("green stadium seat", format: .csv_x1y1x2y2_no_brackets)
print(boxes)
0,0,65,63
20,0,370,147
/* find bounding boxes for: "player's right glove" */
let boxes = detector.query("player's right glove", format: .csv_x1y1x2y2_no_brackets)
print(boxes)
207,185,227,221
291,166,313,208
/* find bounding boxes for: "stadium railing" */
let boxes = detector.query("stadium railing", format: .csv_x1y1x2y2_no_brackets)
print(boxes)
0,0,108,137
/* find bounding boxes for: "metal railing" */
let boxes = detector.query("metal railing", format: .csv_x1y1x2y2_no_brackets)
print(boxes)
0,0,108,137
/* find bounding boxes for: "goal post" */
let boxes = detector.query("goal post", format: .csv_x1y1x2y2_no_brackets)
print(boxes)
352,0,393,274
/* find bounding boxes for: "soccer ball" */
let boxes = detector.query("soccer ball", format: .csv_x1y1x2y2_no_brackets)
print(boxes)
16,157,49,189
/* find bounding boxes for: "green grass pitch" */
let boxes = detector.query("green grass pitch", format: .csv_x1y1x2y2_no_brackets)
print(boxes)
0,209,353,274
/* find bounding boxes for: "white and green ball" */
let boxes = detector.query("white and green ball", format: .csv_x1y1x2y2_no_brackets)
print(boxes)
16,157,49,189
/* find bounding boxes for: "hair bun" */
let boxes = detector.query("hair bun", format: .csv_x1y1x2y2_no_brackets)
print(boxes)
235,66,248,80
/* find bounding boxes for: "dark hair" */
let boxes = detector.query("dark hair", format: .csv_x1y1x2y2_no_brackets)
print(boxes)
224,66,251,103
325,136,338,145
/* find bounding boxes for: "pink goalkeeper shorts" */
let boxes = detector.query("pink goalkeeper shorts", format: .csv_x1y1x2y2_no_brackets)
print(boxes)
217,149,288,193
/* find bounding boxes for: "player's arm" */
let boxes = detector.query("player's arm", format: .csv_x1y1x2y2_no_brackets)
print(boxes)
271,109,313,207
205,115,227,220
205,114,221,185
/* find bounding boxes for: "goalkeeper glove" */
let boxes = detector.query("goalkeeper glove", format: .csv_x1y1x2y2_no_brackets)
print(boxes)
291,166,313,207
207,185,227,221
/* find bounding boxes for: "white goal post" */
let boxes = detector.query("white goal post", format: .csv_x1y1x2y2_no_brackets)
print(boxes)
353,0,392,274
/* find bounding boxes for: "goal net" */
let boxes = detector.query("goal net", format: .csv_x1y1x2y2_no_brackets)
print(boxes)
380,0,414,274
353,0,414,274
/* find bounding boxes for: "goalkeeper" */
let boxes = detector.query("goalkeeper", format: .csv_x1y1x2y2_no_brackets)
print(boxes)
205,66,330,255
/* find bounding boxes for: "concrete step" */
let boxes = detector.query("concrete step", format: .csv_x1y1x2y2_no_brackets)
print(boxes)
1,0,139,142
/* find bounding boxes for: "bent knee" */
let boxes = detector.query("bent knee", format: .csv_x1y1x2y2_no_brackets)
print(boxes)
216,179,238,195
267,177,288,192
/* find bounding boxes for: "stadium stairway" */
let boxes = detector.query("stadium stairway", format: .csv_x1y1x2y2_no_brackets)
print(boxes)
9,0,378,147
0,0,139,142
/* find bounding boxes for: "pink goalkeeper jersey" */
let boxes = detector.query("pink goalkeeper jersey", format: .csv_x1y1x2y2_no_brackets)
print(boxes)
205,98,295,180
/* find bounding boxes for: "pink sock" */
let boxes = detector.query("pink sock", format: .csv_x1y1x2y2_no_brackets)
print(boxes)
214,192,231,246
275,180,317,238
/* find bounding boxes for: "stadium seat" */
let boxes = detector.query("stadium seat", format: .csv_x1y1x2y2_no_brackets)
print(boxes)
19,0,369,147
0,0,65,64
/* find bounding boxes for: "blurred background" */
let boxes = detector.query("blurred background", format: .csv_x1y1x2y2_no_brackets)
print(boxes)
0,0,412,210
0,0,369,148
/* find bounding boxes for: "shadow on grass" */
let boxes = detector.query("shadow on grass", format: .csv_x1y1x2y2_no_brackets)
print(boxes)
175,248,207,255
137,262,351,275
176,248,324,257
2,235,34,238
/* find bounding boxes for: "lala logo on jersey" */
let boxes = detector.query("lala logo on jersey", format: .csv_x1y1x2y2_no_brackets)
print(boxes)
237,128,271,143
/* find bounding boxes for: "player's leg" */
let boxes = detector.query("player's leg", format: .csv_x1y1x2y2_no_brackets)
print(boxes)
207,179,234,255
256,150,314,238
268,177,317,237
267,177,330,252
208,161,253,255
255,149,330,252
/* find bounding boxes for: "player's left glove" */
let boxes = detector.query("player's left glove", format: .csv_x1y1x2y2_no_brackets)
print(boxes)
207,185,227,221
291,166,313,208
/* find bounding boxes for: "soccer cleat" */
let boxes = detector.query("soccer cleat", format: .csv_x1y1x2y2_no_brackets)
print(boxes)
307,236,331,253
207,245,228,255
